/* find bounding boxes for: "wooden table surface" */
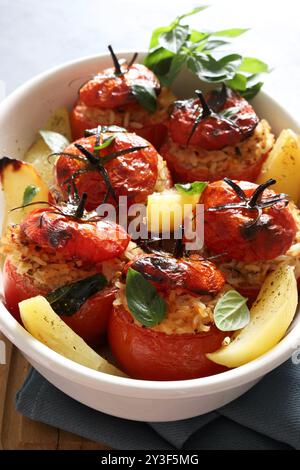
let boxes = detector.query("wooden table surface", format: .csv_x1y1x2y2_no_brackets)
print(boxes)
0,333,110,450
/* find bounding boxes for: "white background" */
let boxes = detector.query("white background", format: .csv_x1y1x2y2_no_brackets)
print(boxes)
1,0,300,119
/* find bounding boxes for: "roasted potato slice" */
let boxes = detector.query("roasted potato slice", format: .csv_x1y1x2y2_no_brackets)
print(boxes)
19,296,126,377
256,129,300,202
207,265,298,367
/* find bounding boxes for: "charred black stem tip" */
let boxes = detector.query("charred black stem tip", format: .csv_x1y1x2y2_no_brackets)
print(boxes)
75,192,88,219
108,44,122,76
195,89,211,118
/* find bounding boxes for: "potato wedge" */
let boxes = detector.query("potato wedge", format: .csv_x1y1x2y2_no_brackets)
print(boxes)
256,129,300,202
1,158,49,233
207,265,298,367
25,107,71,186
19,296,126,377
147,188,200,233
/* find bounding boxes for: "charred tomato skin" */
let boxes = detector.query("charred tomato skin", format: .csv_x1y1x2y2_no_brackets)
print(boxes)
169,88,258,151
202,180,297,262
3,258,115,346
20,208,130,265
108,305,228,381
127,255,225,295
55,133,164,210
79,64,161,109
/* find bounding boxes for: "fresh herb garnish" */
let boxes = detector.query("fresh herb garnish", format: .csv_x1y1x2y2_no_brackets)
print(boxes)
94,134,117,151
219,106,240,118
22,185,40,206
131,84,157,113
214,290,250,331
46,273,107,316
125,267,166,327
39,130,69,153
175,181,207,196
207,178,288,234
144,7,269,98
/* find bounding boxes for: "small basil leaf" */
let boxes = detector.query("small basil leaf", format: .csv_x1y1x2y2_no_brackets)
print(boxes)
131,84,157,113
161,54,186,87
125,268,166,327
225,73,248,92
214,290,250,331
213,28,249,38
219,107,240,118
149,26,173,50
144,47,174,74
22,185,40,206
203,39,229,51
39,130,69,153
175,181,207,196
189,30,209,44
46,273,107,317
239,57,269,74
94,134,116,151
159,24,189,54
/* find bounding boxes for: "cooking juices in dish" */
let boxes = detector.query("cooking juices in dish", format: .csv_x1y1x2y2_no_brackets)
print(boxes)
71,46,175,148
160,86,274,183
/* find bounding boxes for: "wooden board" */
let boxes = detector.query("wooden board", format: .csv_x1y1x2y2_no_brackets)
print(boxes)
0,333,111,450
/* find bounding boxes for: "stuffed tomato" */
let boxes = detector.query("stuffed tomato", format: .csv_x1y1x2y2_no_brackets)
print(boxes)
108,254,231,380
55,130,172,211
201,178,300,301
2,195,131,346
160,85,274,183
71,47,175,149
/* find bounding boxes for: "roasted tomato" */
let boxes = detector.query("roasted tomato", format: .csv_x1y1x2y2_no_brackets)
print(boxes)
20,208,130,265
160,86,274,183
169,86,258,150
70,47,173,148
127,255,225,295
3,259,116,346
55,132,172,211
108,255,228,380
108,306,228,381
202,178,297,262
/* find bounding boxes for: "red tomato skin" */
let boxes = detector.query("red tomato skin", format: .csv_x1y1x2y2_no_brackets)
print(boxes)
70,105,168,150
108,306,228,381
3,259,115,346
160,140,268,183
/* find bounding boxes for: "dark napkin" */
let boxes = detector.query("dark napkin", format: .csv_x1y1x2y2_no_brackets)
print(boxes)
16,360,300,450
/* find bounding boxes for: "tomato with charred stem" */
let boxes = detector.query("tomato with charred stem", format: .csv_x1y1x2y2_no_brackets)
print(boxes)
55,131,172,211
108,255,229,380
3,194,130,345
71,46,174,148
202,178,296,262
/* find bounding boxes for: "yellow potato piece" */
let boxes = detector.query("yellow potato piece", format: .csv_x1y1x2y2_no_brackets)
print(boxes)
147,188,200,233
207,265,298,368
19,296,126,377
1,158,49,233
256,129,300,202
25,107,71,186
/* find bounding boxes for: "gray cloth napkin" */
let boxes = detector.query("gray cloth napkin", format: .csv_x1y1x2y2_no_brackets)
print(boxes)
16,360,300,450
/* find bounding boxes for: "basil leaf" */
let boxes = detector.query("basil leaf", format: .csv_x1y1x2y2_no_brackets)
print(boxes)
161,54,186,87
175,181,207,196
239,57,269,74
240,74,264,100
159,25,189,53
94,134,116,151
46,273,107,317
131,84,157,113
214,290,250,331
225,73,248,91
22,185,40,206
203,39,229,51
219,107,240,118
189,30,209,44
177,5,209,22
144,47,174,74
149,26,172,50
39,130,69,153
125,268,166,327
213,28,249,38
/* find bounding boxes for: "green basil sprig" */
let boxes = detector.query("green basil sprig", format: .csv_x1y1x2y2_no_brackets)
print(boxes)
175,181,207,196
125,267,166,327
144,7,269,99
131,84,158,113
214,290,250,331
22,185,40,206
46,273,107,317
